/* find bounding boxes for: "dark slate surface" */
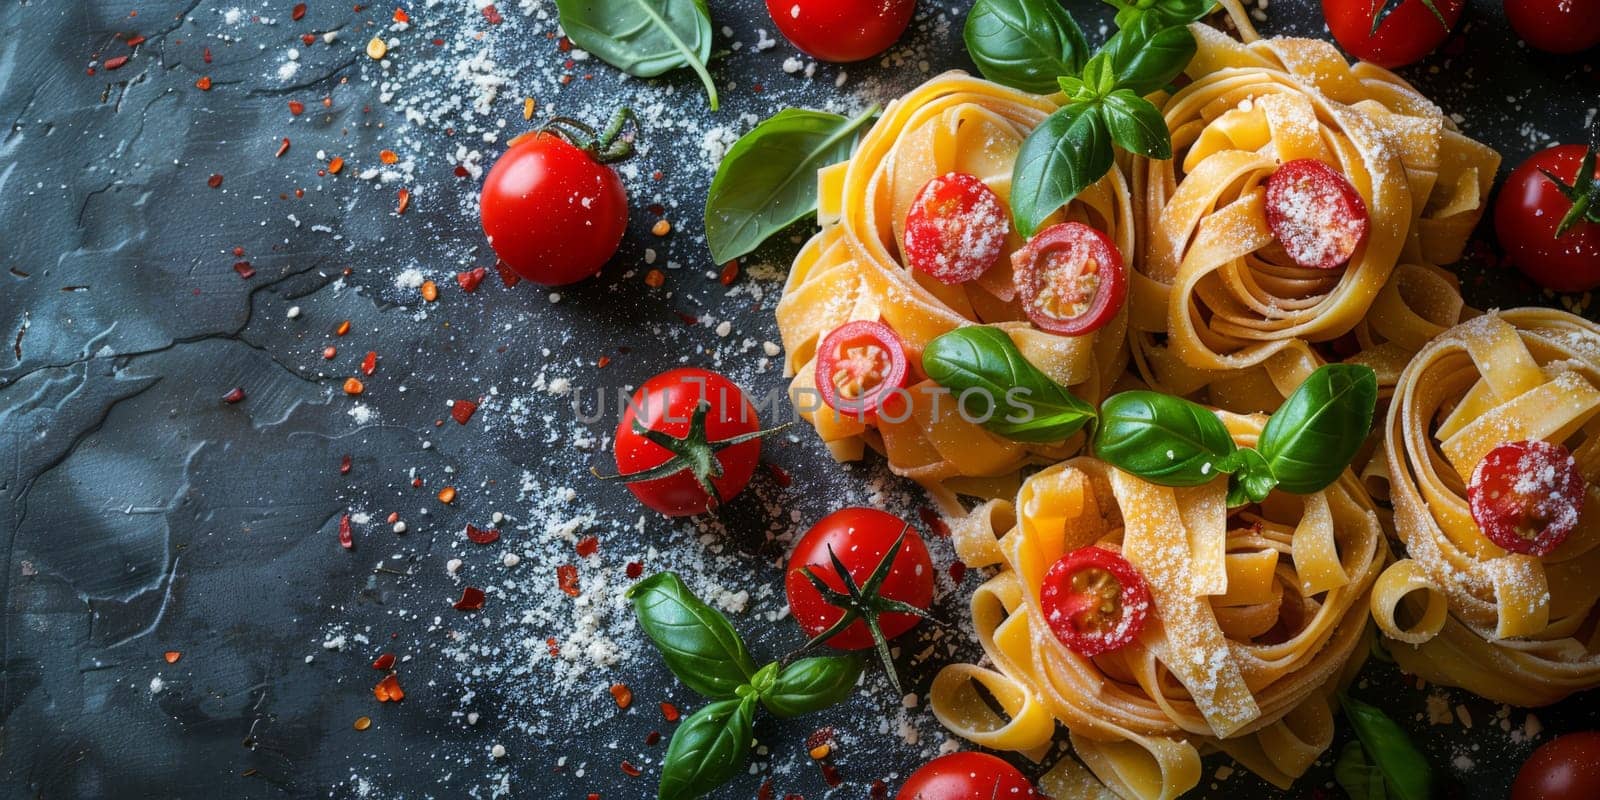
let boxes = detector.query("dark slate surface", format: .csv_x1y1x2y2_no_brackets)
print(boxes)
1,1,1596,798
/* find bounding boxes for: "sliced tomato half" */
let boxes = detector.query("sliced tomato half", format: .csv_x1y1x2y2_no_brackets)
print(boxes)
1264,159,1370,270
1011,222,1126,336
1467,440,1586,557
814,320,909,418
1039,546,1152,657
903,172,1011,285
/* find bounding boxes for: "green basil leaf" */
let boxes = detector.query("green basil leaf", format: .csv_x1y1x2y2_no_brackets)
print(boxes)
922,326,1098,444
1222,447,1278,507
1335,740,1390,800
1101,89,1172,159
554,0,718,110
1095,391,1237,486
1011,102,1113,237
964,0,1089,94
626,572,758,699
1082,52,1115,98
1258,364,1379,494
1103,20,1197,96
1340,694,1433,800
759,655,863,718
658,696,757,800
704,106,877,264
1107,0,1217,29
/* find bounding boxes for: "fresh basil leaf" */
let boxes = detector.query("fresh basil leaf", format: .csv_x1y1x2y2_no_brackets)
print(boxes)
759,655,863,718
1340,694,1434,800
704,106,877,264
1336,740,1390,800
554,0,718,110
1258,364,1378,494
964,0,1089,94
1107,0,1217,28
1011,102,1113,237
1095,391,1238,486
627,572,758,699
1103,20,1197,96
658,695,757,800
1102,89,1172,159
1222,447,1277,506
922,326,1098,443
1082,52,1115,98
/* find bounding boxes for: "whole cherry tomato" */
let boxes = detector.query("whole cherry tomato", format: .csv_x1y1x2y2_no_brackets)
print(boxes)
785,507,933,650
1039,545,1153,657
1321,0,1464,67
1265,159,1370,270
897,752,1039,800
1512,731,1600,800
1505,0,1600,54
1467,440,1585,557
481,111,634,286
612,368,770,516
764,0,917,63
904,172,1012,285
1495,144,1600,292
1011,222,1126,336
814,320,910,418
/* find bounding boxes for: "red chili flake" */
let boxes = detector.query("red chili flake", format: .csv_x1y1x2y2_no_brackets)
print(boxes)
450,398,479,425
765,463,792,487
202,46,212,64
104,56,129,70
127,35,147,47
207,174,224,188
805,727,836,751
608,683,632,708
396,188,411,214
232,246,246,257
276,138,291,158
195,76,212,91
392,8,409,23
545,637,560,657
464,524,500,545
379,149,399,164
291,3,309,21
870,780,890,800
481,4,502,24
339,454,352,475
322,346,337,360
338,513,354,549
455,267,486,293
386,511,399,524
558,36,573,52
820,763,843,788
596,356,611,369
163,650,181,663
625,562,644,580
371,653,396,670
949,561,967,583
651,170,664,181
453,164,471,178
222,387,246,404
587,795,601,800
619,761,642,778
918,507,951,539
659,702,680,722
494,261,522,288
301,32,317,45
373,674,404,702
411,477,422,488
557,564,580,597
232,261,255,279
757,781,774,800
453,586,485,611
575,536,599,558
360,350,377,375
287,100,305,115
719,261,740,286
335,319,351,336
644,731,661,746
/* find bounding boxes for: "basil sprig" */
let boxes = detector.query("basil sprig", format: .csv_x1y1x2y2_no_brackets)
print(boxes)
628,572,863,800
922,326,1097,443
1257,364,1378,494
554,0,718,110
1340,693,1435,800
964,0,1089,94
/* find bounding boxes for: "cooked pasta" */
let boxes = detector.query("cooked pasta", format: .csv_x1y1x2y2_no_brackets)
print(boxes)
775,72,1134,489
930,412,1384,799
1374,308,1600,706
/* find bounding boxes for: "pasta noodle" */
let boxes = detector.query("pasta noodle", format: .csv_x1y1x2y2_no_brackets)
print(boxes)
1374,308,1600,706
931,412,1384,799
775,73,1134,488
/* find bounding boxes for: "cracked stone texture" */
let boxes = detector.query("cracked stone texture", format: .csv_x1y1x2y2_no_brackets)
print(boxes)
2,1,1597,799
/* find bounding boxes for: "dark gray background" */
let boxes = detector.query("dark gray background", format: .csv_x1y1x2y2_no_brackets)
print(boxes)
2,1,1596,798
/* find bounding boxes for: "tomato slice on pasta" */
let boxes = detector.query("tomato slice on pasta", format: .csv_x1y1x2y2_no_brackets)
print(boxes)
814,320,909,417
903,172,1011,285
1011,222,1126,336
1264,158,1370,270
1468,440,1586,556
1040,546,1152,657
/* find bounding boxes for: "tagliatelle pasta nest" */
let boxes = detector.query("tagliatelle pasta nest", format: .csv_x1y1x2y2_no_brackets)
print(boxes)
776,72,1133,493
928,412,1383,800
1373,308,1600,706
1128,16,1498,403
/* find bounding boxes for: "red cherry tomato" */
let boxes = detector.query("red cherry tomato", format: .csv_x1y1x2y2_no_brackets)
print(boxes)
1264,159,1370,270
1505,0,1600,54
481,131,628,286
1321,0,1464,67
785,507,933,650
903,172,1012,285
613,368,763,517
897,752,1039,800
1011,222,1126,336
1512,732,1600,800
1467,440,1586,557
764,0,916,63
814,320,910,417
1040,546,1152,657
1495,144,1600,292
